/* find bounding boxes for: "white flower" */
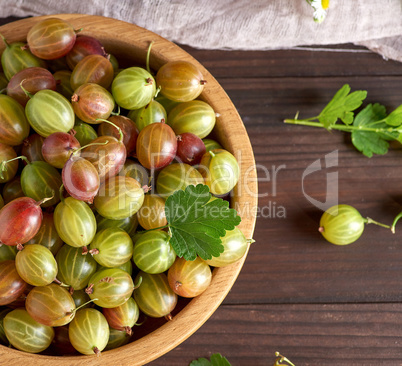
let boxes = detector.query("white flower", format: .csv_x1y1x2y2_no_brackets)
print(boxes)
308,0,328,23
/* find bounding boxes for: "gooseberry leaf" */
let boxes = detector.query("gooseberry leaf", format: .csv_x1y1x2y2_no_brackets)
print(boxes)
351,103,390,157
165,184,241,261
318,84,367,128
384,105,402,127
189,353,232,366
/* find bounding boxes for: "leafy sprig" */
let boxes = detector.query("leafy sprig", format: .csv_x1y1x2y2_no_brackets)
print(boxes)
149,184,241,261
284,84,402,157
189,353,232,366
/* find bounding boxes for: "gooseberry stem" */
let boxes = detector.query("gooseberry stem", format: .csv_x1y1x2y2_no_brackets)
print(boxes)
110,104,121,116
0,155,30,179
70,298,98,315
391,212,402,233
142,224,169,233
71,140,109,156
19,79,34,99
59,184,66,203
274,352,295,366
364,217,391,229
36,194,55,207
95,118,124,143
284,118,400,135
0,33,9,48
154,85,161,98
146,41,154,74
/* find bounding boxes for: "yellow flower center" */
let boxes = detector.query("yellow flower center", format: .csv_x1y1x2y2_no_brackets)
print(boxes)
321,0,330,9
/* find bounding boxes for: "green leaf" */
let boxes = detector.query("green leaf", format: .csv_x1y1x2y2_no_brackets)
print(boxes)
165,184,241,261
318,84,367,128
351,103,390,157
190,353,232,366
384,105,402,126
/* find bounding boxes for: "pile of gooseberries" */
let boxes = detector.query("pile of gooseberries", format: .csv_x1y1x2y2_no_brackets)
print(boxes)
0,17,250,356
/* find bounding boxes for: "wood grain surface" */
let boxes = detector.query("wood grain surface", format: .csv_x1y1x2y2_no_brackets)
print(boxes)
2,14,402,366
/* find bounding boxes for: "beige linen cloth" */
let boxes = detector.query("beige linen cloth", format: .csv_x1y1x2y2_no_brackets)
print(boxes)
2,0,402,61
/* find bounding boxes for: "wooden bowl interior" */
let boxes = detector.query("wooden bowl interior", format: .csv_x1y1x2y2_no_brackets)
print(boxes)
0,14,257,366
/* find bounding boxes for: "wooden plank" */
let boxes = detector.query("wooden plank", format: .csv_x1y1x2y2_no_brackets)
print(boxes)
211,76,402,304
148,303,402,365
181,45,402,79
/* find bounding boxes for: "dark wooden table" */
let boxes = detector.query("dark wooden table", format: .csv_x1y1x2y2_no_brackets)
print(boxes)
151,45,402,365
3,15,402,366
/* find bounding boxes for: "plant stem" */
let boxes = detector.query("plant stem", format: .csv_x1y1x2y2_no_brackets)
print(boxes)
146,41,154,74
365,217,391,229
391,212,402,233
95,118,124,143
284,118,398,134
142,225,169,233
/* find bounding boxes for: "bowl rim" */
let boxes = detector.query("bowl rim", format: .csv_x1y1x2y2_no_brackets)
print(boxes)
0,14,258,365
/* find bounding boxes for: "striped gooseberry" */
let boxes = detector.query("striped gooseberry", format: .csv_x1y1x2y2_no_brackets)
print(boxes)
25,212,63,255
133,231,176,274
73,119,98,146
137,194,167,230
0,94,30,146
0,260,28,306
4,308,54,353
20,159,63,208
66,34,106,69
105,328,131,351
204,227,249,267
176,132,206,166
25,283,76,326
0,36,47,80
111,66,156,110
54,196,97,248
21,134,46,163
97,115,139,155
168,256,212,297
203,138,223,152
2,176,24,204
71,83,115,124
102,297,139,335
82,134,127,182
42,131,81,169
88,227,134,268
95,211,138,237
7,67,56,106
133,271,178,318
120,159,150,187
68,308,109,356
319,204,366,245
55,244,98,291
0,245,17,262
198,149,240,196
156,162,204,199
70,54,114,90
93,175,144,220
0,142,18,183
167,100,216,139
54,69,74,99
15,244,58,286
136,121,177,170
156,60,206,102
27,17,77,60
130,99,167,132
25,89,75,137
0,196,45,246
85,268,134,308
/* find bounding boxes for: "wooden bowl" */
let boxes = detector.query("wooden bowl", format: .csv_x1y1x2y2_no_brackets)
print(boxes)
0,14,258,365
